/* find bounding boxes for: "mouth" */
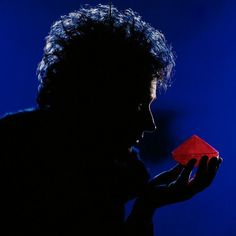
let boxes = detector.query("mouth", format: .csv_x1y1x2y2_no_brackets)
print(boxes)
126,130,145,147
133,133,144,145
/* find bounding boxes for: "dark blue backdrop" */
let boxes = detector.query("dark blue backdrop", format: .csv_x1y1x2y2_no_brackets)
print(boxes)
0,0,235,235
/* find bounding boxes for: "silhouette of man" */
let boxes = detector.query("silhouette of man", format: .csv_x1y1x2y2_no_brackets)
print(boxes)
0,4,222,235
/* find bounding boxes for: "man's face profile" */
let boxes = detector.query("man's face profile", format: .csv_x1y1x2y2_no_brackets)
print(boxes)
125,80,157,147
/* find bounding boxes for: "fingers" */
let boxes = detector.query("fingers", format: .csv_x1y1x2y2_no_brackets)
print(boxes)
208,156,222,173
163,159,198,202
194,155,209,180
175,159,197,185
206,156,222,183
190,156,223,193
149,164,184,186
208,157,218,174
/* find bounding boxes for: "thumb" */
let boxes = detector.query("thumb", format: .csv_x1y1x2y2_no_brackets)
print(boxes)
149,164,184,186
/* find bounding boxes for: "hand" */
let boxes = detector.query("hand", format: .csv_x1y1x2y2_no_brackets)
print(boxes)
136,156,222,210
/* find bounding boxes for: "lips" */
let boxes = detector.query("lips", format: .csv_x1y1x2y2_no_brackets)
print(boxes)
133,132,144,144
127,129,144,146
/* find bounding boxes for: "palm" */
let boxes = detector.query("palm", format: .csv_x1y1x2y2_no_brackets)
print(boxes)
142,156,222,208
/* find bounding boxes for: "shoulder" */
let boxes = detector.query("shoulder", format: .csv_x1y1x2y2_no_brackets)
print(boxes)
0,107,41,120
0,108,57,157
0,108,52,139
0,108,48,127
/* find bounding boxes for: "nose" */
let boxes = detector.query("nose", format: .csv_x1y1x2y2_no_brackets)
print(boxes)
143,108,157,133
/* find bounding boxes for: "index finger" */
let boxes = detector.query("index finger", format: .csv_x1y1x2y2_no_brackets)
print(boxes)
175,158,197,185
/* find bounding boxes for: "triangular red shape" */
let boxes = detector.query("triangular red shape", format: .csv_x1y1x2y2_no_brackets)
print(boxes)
172,135,219,166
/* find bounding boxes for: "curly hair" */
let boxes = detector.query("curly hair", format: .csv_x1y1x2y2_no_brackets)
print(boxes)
36,4,175,110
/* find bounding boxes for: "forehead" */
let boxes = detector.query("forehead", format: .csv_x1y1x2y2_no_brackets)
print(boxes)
135,80,157,104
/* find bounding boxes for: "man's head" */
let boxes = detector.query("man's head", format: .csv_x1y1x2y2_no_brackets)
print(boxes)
36,4,175,149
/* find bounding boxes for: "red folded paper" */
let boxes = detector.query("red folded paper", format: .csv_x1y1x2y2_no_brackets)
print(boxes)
172,135,219,166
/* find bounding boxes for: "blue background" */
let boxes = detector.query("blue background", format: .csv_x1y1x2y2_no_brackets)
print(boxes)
0,0,235,235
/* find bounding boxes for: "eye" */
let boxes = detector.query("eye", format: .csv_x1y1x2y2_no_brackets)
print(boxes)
137,100,154,113
137,103,143,112
137,102,150,112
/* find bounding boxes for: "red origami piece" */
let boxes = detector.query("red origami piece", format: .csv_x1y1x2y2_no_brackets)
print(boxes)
171,135,219,167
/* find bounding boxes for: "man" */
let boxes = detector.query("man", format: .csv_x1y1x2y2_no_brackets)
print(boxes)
0,4,222,235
